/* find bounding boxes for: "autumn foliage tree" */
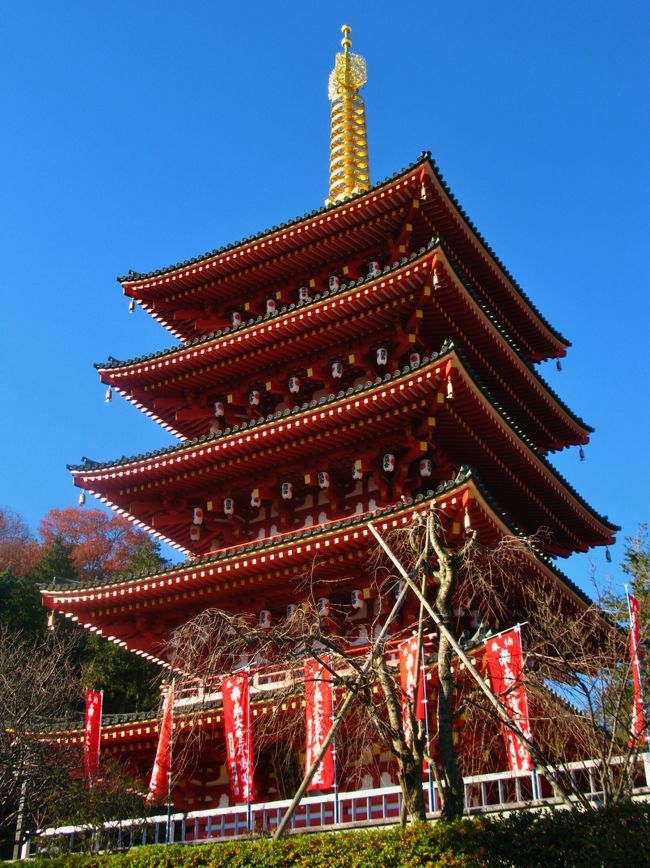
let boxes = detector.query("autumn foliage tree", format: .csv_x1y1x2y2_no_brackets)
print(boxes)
38,507,156,583
0,509,40,577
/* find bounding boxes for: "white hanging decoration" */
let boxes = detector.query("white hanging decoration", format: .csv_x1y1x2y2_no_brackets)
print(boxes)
281,481,293,500
223,497,234,515
328,274,340,291
409,351,421,367
463,508,472,532
368,260,381,278
352,459,363,480
190,525,201,542
286,603,298,619
432,269,440,290
214,401,225,417
419,458,432,478
376,347,388,366
248,389,260,406
288,376,300,394
331,360,343,379
351,589,364,609
382,453,396,473
298,285,310,303
78,491,86,506
250,489,261,508
105,386,112,403
192,507,204,526
128,298,135,313
317,597,330,618
259,610,272,628
231,311,242,327
317,471,330,489
266,298,277,315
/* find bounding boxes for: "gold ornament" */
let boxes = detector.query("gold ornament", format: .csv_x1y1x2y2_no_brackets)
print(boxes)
327,25,371,204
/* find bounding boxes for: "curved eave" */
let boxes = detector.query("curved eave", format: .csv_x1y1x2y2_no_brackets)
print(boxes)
419,159,567,360
42,473,598,658
71,349,617,557
120,154,567,358
43,709,223,745
100,243,591,450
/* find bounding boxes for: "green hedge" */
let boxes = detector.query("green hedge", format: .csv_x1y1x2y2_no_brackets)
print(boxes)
20,803,650,868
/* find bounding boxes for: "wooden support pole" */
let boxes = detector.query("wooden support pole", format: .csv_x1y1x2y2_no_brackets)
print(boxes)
273,561,420,839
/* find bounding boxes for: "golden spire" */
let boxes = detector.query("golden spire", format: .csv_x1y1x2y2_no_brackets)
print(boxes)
327,25,370,204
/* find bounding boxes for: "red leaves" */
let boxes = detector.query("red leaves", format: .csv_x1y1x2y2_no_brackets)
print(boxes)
0,508,41,576
39,507,150,582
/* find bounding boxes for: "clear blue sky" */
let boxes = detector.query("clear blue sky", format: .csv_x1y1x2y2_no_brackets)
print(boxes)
1,1,648,596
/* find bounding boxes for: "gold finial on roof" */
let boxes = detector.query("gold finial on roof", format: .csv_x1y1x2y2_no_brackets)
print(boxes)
327,25,370,204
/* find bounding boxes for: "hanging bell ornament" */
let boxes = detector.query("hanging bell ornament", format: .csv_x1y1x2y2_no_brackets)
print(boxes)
579,447,585,461
556,360,562,371
105,386,112,403
128,298,135,313
605,548,612,563
446,376,454,400
78,491,86,506
463,508,472,532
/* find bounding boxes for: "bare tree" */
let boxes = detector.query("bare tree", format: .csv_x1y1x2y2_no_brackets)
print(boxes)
167,507,641,827
0,628,82,857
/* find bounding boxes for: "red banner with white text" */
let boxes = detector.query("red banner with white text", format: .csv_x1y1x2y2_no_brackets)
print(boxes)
146,682,174,805
398,636,425,744
222,671,253,803
628,593,647,746
305,658,335,791
83,689,102,782
484,627,534,773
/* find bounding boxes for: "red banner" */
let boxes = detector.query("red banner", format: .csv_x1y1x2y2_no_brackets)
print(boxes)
222,671,253,803
484,627,534,773
83,689,102,782
305,658,335,791
398,636,425,744
628,593,647,746
146,682,174,806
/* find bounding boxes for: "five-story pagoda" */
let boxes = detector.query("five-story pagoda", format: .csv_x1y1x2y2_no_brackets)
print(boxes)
43,27,616,811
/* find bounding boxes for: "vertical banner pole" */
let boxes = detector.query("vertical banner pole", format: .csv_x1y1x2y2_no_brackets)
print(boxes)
331,685,340,825
247,668,252,834
165,680,175,845
420,643,435,813
626,585,649,788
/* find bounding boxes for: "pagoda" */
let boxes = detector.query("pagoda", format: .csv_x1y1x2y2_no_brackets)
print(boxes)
43,27,616,811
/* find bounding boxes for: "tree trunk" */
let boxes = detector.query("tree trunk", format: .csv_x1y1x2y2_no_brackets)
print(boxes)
437,630,465,819
436,559,465,820
398,755,427,822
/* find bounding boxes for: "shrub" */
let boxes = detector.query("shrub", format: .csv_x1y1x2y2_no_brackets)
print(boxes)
18,803,650,868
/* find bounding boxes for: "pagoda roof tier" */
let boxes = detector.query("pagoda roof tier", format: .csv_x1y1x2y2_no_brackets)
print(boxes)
43,471,597,659
120,154,567,362
100,242,590,452
71,348,616,558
